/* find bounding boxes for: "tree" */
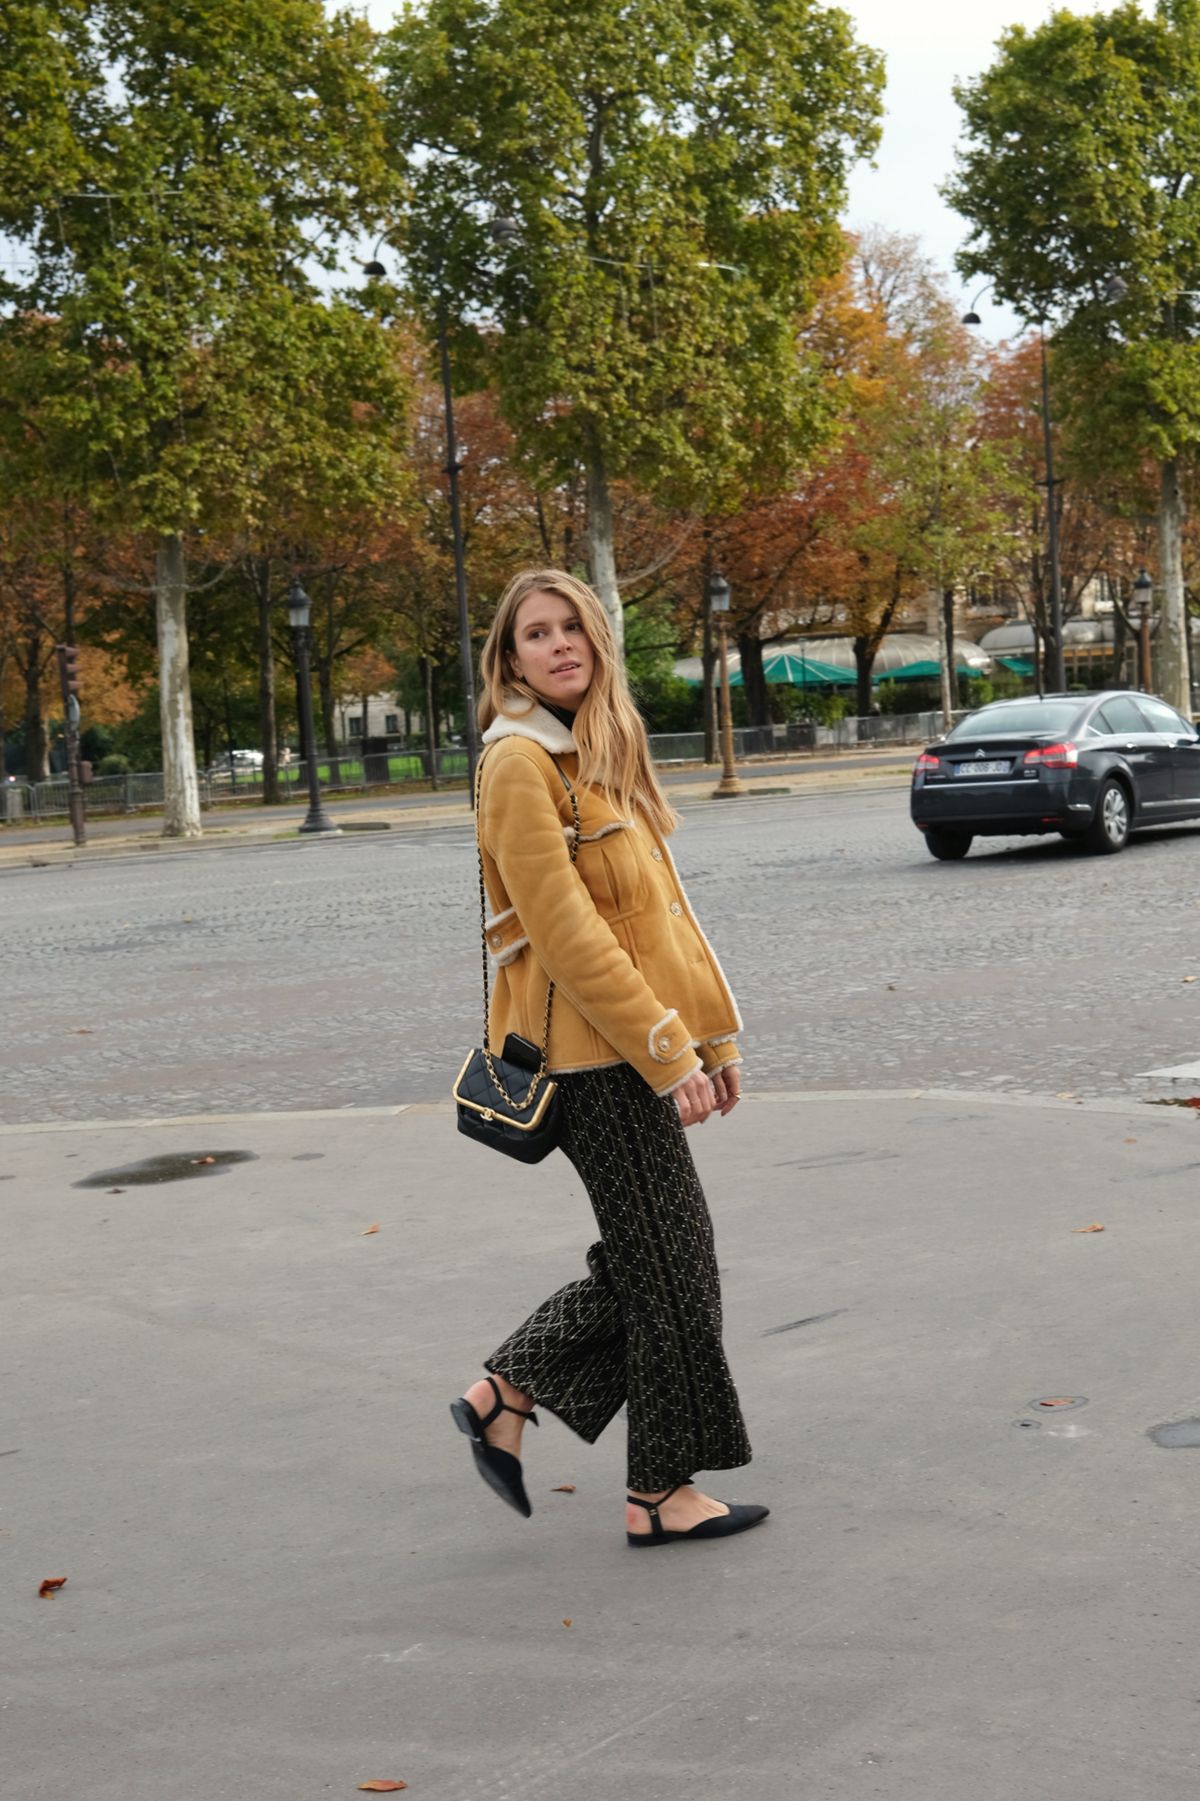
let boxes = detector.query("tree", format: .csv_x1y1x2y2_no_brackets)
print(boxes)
976,337,1147,685
945,0,1200,711
380,0,883,652
0,0,396,834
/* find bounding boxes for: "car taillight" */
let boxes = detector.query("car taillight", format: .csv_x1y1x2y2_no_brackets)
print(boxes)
914,753,941,771
1023,741,1078,768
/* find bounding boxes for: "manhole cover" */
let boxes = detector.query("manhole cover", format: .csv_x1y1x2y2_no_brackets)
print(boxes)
74,1150,257,1189
1028,1396,1089,1413
1149,1418,1200,1448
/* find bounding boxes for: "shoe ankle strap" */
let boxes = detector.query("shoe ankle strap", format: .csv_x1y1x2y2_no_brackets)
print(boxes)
481,1374,539,1429
626,1482,684,1535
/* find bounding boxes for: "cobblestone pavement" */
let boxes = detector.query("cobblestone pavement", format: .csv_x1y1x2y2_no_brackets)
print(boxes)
4,788,1200,1125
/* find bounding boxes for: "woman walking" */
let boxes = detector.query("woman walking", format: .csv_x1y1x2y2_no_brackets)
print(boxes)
452,569,767,1548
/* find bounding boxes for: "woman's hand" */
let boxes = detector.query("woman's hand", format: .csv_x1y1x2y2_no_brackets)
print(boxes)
711,1065,741,1117
674,1068,717,1127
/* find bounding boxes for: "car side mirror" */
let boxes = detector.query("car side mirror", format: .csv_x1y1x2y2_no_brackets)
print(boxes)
1177,735,1200,748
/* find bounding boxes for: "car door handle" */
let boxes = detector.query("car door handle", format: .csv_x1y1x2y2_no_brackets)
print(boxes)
1124,742,1137,750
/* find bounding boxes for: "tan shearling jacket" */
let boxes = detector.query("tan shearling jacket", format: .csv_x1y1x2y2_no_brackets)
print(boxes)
477,697,743,1097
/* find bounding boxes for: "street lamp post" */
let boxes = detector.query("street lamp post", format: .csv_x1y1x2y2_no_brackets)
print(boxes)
362,254,480,799
287,579,340,836
1134,568,1154,693
435,302,481,797
708,573,745,799
1036,328,1066,692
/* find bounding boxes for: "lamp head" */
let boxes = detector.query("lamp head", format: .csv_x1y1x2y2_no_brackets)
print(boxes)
1133,568,1153,597
1102,274,1128,305
961,310,982,326
487,215,521,246
360,258,388,278
708,572,731,613
287,579,311,630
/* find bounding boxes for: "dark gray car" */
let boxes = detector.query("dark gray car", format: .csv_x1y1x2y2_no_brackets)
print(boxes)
910,691,1200,859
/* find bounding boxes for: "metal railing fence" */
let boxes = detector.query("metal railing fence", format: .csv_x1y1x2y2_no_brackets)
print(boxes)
3,710,951,823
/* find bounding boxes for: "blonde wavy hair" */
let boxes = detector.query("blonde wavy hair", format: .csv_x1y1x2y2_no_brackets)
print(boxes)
479,568,678,837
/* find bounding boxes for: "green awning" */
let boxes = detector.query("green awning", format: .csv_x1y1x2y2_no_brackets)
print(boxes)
729,649,856,688
996,655,1035,676
875,659,981,682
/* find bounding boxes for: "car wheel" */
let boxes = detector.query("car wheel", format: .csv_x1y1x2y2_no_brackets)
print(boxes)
1084,778,1131,854
925,827,973,861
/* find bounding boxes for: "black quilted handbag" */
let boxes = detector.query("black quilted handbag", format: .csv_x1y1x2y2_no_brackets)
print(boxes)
453,753,579,1163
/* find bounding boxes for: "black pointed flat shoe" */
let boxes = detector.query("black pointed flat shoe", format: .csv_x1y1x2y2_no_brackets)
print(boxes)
626,1481,769,1548
449,1375,539,1518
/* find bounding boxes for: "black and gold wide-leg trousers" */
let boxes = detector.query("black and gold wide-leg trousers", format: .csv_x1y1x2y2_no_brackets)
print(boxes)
485,1063,752,1491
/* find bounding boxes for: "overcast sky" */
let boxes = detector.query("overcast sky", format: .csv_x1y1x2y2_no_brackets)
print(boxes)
843,0,1112,339
358,0,1111,342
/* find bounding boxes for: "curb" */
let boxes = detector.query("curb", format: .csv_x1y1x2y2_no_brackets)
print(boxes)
0,1085,1183,1138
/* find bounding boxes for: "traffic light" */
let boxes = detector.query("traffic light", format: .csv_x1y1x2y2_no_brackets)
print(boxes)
56,643,81,696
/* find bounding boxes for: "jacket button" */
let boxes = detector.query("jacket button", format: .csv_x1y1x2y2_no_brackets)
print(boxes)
657,1035,671,1052
651,847,663,861
490,933,502,947
669,901,682,916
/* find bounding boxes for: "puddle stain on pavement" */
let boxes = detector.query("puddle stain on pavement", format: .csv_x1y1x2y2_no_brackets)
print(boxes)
73,1150,257,1189
1149,1418,1200,1448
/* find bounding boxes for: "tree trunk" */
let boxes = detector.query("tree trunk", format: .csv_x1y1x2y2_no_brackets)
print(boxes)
583,424,623,656
22,622,49,783
421,655,438,790
156,532,202,838
255,560,282,806
701,541,717,763
936,592,953,731
317,576,336,752
942,588,958,712
1158,456,1189,712
853,637,874,719
1110,607,1127,687
737,632,769,728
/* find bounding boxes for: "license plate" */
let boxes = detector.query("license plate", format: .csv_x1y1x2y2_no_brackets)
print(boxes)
955,759,1009,777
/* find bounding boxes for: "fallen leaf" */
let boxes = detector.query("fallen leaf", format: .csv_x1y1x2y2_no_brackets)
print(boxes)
886,983,896,992
1124,1138,1137,1145
359,1223,381,1236
1072,1223,1105,1233
562,1618,572,1627
71,1028,93,1035
1183,976,1197,984
108,1186,125,1194
358,1784,406,1793
550,1484,577,1493
1038,1397,1076,1408
190,1156,216,1166
38,1577,67,1597
1056,1091,1077,1101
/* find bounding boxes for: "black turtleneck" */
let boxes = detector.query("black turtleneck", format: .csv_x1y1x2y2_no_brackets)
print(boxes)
542,700,578,735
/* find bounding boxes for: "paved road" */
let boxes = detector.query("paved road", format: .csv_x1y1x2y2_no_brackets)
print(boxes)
4,787,1200,1126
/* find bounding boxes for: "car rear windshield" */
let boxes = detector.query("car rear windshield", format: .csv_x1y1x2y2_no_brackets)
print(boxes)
947,702,1081,740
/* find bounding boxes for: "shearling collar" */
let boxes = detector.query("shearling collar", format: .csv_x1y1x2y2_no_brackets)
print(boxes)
481,693,576,755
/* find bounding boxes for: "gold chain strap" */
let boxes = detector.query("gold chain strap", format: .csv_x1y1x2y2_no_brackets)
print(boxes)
475,750,580,1107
